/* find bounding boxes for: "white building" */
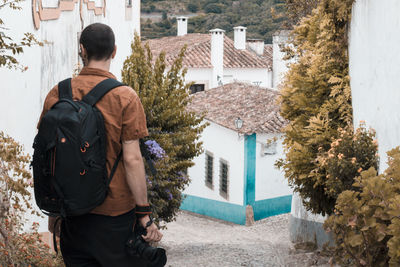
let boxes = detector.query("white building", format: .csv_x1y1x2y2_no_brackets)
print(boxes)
0,0,141,233
182,82,292,224
145,18,294,224
146,17,279,90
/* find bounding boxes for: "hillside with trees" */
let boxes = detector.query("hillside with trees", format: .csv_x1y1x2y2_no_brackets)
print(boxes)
141,0,288,43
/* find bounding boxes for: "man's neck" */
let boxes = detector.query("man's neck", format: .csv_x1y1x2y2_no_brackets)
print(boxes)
86,60,111,72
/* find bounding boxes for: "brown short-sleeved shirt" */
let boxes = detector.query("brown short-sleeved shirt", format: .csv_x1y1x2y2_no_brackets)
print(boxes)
38,67,148,216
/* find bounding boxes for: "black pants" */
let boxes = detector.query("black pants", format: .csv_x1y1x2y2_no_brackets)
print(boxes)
60,209,148,267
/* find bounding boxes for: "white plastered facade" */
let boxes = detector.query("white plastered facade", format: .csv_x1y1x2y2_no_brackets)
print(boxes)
349,0,400,171
255,133,291,201
185,121,245,206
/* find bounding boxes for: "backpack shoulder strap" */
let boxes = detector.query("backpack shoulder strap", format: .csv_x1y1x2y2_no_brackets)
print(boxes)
107,151,122,187
58,78,73,100
82,78,123,106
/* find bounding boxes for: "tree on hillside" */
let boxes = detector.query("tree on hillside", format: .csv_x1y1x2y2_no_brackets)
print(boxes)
277,0,378,216
284,0,319,26
187,3,199,13
0,0,42,70
141,0,289,43
121,35,207,225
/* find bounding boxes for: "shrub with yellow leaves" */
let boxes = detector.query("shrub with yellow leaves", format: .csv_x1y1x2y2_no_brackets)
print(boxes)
315,124,379,205
0,132,63,266
278,0,357,216
325,147,400,266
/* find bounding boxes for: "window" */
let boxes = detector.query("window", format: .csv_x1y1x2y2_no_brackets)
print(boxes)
219,159,229,199
205,152,213,189
125,0,133,20
261,141,277,156
190,84,205,94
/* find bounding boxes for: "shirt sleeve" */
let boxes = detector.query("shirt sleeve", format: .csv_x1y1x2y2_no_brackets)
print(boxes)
121,93,149,141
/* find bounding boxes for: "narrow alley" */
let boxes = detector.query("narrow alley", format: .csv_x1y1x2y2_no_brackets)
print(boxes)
160,211,332,267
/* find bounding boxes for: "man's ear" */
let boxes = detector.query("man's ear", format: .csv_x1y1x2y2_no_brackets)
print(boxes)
79,44,89,66
111,45,117,59
79,44,87,58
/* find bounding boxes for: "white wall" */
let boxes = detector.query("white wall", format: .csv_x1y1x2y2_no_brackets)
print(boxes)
291,193,326,223
185,68,272,90
185,68,212,90
255,133,292,201
272,32,290,89
185,121,245,205
349,0,400,171
0,0,140,232
224,68,272,88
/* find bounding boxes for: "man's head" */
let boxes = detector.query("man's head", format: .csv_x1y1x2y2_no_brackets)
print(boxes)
79,23,116,63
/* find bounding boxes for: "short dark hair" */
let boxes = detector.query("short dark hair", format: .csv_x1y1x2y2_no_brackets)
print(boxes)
80,23,115,61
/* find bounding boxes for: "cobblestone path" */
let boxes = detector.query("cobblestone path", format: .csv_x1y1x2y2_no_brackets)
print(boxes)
159,211,331,267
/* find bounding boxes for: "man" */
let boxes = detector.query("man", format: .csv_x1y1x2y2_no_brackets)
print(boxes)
39,23,163,266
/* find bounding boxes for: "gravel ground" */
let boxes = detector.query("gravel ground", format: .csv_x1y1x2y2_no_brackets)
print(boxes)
159,211,332,267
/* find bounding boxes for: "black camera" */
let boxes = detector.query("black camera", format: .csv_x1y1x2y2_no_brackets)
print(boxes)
126,223,167,267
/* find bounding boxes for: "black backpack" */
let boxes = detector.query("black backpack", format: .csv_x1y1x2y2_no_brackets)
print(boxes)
32,78,123,218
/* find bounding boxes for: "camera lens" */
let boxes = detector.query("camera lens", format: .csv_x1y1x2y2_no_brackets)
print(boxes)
127,224,167,266
142,246,165,262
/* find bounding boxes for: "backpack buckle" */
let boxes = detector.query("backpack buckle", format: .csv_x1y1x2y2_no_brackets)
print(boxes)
80,142,90,153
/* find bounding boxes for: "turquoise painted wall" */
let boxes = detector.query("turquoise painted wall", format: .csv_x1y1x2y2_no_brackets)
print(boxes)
253,195,292,221
180,194,292,225
180,194,247,225
244,133,256,206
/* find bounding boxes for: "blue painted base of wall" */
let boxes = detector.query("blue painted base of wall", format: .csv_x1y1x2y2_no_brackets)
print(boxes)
180,194,247,225
289,215,334,249
253,195,292,221
180,194,292,225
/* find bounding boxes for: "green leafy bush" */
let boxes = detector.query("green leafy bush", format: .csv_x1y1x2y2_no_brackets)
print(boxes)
121,35,206,225
325,147,400,266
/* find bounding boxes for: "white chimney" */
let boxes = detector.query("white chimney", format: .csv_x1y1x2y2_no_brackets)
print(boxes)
273,30,290,89
210,28,225,88
233,26,247,50
177,16,188,36
247,39,265,56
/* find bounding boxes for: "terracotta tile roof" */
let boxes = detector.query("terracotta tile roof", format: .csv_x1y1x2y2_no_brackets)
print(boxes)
145,34,211,68
262,44,273,68
187,82,287,135
145,34,272,69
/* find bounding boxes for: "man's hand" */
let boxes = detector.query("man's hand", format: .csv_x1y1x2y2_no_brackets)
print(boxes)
138,215,163,243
